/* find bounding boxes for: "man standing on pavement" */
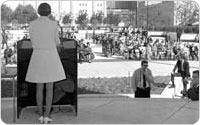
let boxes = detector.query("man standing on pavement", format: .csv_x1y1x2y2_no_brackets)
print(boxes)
131,60,155,98
1,28,9,49
176,27,182,43
171,54,190,95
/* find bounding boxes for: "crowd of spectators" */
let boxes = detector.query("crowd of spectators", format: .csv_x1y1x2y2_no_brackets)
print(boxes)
1,26,199,66
92,27,199,61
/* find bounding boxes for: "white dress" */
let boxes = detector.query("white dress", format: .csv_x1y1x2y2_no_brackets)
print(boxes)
25,16,66,83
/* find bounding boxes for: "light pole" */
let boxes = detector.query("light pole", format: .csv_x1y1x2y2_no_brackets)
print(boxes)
146,1,149,30
136,1,138,28
23,10,28,29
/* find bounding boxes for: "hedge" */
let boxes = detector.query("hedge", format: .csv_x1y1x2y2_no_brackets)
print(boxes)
148,25,199,33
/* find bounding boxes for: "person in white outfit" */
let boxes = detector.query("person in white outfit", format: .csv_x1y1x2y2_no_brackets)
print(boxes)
25,3,66,123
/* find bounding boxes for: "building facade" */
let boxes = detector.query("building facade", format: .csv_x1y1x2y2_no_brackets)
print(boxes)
19,1,107,20
5,1,179,27
137,1,175,28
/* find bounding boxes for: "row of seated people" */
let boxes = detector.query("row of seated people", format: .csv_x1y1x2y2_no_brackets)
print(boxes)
77,40,95,63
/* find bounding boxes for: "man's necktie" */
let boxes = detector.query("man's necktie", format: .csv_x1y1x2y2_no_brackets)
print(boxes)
143,74,146,88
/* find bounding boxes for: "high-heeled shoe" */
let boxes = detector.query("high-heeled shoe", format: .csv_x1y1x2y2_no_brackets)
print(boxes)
43,117,53,124
38,116,44,124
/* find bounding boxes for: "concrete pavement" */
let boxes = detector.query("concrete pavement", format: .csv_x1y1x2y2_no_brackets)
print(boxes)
1,95,199,124
78,42,199,78
78,60,199,78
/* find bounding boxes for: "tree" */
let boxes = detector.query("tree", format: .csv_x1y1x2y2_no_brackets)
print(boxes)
103,12,121,26
75,12,89,29
95,12,104,24
11,4,38,24
62,13,73,25
90,14,99,29
23,4,38,22
90,12,104,27
127,11,136,26
1,4,13,26
11,4,25,24
175,1,199,25
49,14,56,21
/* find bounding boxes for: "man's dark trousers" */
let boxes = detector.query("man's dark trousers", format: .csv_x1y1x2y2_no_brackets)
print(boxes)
135,87,150,98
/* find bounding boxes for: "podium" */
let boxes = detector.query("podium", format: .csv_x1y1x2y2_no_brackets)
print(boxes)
17,38,77,119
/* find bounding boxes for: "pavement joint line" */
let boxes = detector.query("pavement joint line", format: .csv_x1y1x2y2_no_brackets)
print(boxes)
78,94,129,99
2,93,183,101
161,100,191,124
66,99,114,122
1,94,129,101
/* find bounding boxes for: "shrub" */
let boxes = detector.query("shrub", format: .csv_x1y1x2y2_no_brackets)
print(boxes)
151,25,198,33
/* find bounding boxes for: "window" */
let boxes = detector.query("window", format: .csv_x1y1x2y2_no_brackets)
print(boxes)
79,3,81,6
82,3,84,6
85,3,87,6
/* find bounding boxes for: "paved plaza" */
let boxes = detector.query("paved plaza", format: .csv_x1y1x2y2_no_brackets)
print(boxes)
78,42,199,78
78,60,199,78
1,95,199,124
1,40,199,124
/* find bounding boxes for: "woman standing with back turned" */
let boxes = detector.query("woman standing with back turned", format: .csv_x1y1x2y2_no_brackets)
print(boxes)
25,3,66,123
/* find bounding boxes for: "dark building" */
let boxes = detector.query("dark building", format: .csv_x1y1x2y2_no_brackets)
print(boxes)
107,1,137,9
106,1,175,28
137,1,175,28
107,1,137,26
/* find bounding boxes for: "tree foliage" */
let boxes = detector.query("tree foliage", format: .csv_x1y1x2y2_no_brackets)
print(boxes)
11,4,25,24
49,14,56,21
1,4,13,25
75,12,89,29
62,13,73,25
90,12,104,25
11,4,38,24
175,1,199,26
103,12,121,26
23,4,38,22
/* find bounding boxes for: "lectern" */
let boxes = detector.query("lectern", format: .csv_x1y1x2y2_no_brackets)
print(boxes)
17,38,77,118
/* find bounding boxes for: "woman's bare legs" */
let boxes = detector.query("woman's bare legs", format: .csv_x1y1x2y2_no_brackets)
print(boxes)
44,82,54,118
36,83,44,117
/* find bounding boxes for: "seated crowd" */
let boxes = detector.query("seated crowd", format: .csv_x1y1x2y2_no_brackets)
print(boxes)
77,39,94,63
92,27,199,61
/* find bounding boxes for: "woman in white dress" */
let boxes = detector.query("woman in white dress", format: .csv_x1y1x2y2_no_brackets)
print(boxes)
25,3,66,123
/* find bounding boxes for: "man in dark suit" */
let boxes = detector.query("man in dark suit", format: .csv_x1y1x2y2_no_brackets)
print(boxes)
182,70,199,101
172,54,190,94
176,27,182,42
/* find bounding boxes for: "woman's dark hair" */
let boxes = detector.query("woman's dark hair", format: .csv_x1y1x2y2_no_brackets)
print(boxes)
37,3,51,16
